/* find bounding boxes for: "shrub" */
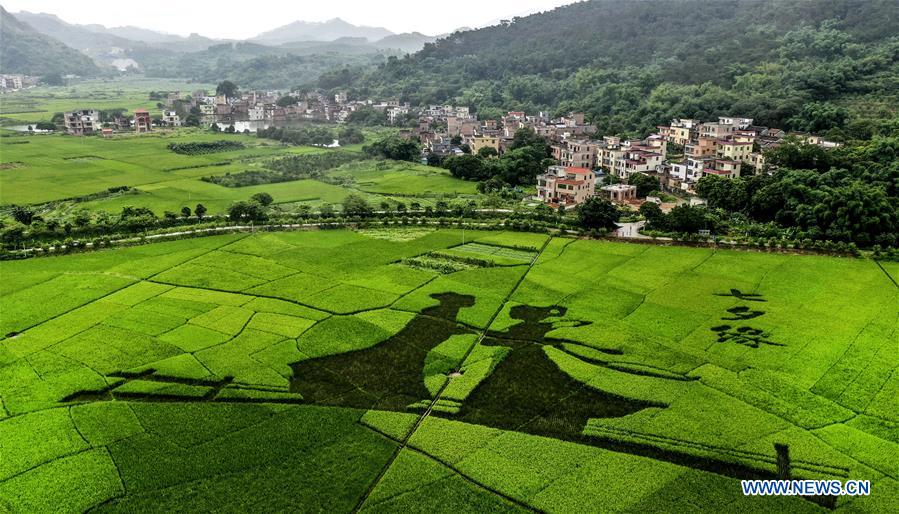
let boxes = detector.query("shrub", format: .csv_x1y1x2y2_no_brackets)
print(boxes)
167,141,245,155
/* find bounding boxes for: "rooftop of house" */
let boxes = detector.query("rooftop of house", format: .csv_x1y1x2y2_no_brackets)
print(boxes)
601,184,636,192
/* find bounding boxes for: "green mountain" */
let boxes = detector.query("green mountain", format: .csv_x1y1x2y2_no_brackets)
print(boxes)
251,18,394,45
374,32,437,53
13,11,136,51
0,6,100,76
137,42,397,89
12,11,222,70
336,0,899,136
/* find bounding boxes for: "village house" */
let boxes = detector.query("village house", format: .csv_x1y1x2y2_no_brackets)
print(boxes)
536,166,596,209
703,159,742,179
802,134,843,149
553,139,598,169
162,110,182,127
163,92,184,109
716,139,753,161
657,118,699,146
684,136,717,159
0,75,26,90
248,104,265,121
134,109,152,133
599,184,637,203
596,136,666,179
699,120,735,140
471,136,501,155
213,104,233,124
447,116,479,137
113,116,132,132
386,104,410,124
733,130,757,144
199,104,215,124
747,151,765,172
64,109,99,135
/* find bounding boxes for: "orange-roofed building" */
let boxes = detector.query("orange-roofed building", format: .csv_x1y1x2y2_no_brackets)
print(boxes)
134,109,151,133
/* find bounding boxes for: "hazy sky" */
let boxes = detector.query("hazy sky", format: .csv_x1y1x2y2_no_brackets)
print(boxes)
4,0,579,39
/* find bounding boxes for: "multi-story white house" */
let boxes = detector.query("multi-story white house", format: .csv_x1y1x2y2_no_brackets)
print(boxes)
63,109,99,135
162,110,182,127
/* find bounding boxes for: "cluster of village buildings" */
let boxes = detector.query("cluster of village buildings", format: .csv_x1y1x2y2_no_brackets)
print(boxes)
0,74,35,91
401,107,837,209
527,116,837,209
192,89,411,131
61,89,412,136
62,108,155,137
58,87,840,210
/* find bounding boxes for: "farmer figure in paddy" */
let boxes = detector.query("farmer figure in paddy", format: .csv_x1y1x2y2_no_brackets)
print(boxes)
289,293,475,411
290,296,674,441
447,304,660,441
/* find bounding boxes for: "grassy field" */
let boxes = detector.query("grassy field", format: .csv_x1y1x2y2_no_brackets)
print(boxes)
0,78,214,125
1,229,895,512
0,130,477,214
329,160,479,196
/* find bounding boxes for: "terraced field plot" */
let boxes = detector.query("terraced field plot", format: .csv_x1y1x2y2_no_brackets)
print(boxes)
1,229,896,512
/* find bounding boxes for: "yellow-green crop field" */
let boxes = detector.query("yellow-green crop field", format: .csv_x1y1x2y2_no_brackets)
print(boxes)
1,229,896,512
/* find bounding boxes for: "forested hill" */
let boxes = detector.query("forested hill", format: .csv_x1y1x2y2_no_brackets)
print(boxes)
0,7,100,76
332,0,899,137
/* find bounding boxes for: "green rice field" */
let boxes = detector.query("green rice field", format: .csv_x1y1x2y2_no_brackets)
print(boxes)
0,131,476,214
1,229,896,512
0,78,214,125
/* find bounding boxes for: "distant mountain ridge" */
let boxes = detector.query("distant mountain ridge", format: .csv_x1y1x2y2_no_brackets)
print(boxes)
86,24,190,44
251,17,395,44
8,10,440,76
13,11,219,54
374,32,438,53
0,7,100,76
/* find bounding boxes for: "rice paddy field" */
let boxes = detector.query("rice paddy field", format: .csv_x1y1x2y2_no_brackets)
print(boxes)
0,131,477,214
1,228,896,512
0,78,214,125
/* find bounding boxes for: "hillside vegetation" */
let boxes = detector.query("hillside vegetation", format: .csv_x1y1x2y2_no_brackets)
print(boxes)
336,0,899,136
0,7,100,76
134,43,397,89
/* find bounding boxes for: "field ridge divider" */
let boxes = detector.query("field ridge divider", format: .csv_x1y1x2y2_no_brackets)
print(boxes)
145,279,392,317
143,232,251,282
6,277,139,339
874,259,899,289
403,445,542,512
357,420,541,513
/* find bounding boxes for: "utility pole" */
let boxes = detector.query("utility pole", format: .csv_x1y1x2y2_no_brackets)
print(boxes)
775,443,791,480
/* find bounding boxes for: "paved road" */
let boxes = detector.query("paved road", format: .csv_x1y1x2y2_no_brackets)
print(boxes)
614,220,650,239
